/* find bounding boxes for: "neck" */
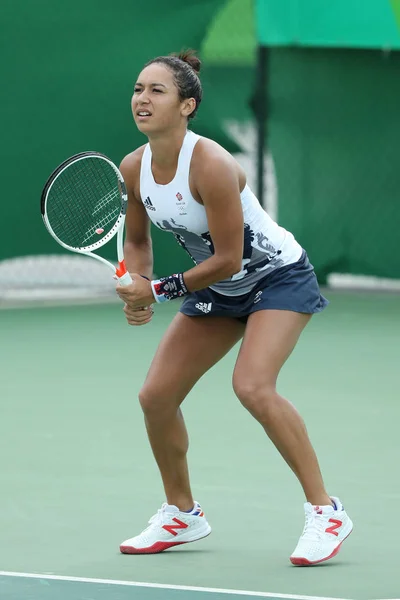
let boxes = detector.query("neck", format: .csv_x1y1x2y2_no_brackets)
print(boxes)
148,128,188,168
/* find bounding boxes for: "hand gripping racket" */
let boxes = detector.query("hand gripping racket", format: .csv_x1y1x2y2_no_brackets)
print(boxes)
40,151,132,286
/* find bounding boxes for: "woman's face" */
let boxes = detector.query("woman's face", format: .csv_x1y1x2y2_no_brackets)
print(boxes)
132,64,192,135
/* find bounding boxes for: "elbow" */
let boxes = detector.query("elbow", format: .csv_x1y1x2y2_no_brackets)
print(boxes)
229,257,243,277
218,255,242,279
125,237,152,251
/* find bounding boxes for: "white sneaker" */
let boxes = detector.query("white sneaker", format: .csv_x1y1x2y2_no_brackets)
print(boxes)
120,501,211,554
290,496,353,565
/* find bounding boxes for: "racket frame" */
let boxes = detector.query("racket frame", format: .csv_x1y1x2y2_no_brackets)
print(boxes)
41,151,132,286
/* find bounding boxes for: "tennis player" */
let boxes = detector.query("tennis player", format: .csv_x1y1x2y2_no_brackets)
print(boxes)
115,50,353,565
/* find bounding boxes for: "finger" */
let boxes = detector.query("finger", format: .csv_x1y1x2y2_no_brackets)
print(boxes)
124,302,153,312
124,307,153,320
124,306,153,318
117,290,131,300
127,315,153,326
127,314,152,324
124,305,149,312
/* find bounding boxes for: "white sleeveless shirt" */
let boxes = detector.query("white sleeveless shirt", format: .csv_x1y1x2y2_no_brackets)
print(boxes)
140,130,302,296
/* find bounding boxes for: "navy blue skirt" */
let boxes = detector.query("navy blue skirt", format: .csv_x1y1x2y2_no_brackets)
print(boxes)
179,251,328,324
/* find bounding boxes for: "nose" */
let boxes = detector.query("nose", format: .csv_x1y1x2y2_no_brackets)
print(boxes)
137,90,150,103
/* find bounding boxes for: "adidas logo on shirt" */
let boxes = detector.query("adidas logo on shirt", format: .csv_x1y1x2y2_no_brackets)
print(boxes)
143,196,156,211
195,302,212,314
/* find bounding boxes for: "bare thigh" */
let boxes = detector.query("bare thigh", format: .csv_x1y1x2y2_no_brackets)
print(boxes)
141,312,245,408
233,310,311,395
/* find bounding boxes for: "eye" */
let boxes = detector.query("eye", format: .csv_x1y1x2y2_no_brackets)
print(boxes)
134,86,142,93
153,88,163,93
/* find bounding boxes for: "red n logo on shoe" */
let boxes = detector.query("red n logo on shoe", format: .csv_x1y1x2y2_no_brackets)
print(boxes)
163,518,189,536
325,518,342,536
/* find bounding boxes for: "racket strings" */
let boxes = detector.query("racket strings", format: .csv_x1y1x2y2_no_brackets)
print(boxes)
81,207,121,246
46,158,122,249
92,189,120,216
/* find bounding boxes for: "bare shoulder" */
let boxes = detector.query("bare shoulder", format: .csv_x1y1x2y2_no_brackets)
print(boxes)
191,135,245,187
193,136,234,165
120,145,146,181
119,145,146,200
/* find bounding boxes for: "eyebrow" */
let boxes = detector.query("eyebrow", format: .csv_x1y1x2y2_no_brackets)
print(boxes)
135,82,167,88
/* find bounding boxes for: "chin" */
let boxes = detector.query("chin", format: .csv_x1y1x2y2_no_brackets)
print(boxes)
135,121,159,135
135,121,150,132
137,123,173,139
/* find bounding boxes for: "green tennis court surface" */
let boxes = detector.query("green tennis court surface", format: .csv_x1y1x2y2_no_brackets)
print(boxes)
1,291,399,600
0,573,358,600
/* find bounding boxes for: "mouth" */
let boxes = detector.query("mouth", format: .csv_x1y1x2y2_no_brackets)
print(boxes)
136,110,152,120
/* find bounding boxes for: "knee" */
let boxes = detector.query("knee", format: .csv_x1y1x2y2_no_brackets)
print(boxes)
232,374,277,419
138,384,179,420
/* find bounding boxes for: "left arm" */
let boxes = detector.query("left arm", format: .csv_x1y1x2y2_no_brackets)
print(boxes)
116,143,245,307
179,145,244,292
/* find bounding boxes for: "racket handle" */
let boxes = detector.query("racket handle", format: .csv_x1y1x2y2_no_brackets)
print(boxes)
115,260,132,286
118,271,133,286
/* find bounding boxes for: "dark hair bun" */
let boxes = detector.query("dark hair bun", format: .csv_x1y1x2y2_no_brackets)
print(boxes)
172,49,201,74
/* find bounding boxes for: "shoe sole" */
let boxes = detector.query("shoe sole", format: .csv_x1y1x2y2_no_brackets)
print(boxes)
120,529,212,555
290,526,353,566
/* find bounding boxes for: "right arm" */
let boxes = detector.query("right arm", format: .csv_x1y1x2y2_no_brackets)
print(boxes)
119,149,154,325
119,149,153,280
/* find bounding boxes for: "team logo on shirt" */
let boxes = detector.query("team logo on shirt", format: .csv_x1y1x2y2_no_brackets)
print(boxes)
176,192,187,216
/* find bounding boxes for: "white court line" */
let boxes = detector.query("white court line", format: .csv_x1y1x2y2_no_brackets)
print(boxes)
0,571,356,600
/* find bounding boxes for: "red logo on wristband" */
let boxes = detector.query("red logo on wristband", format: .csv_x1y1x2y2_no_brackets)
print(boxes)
153,274,188,301
153,282,164,296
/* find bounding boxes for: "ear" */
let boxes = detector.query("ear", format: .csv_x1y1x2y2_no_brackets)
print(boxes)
181,98,196,118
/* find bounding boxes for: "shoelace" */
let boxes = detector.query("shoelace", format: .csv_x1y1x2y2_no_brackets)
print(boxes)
145,503,172,530
301,510,327,540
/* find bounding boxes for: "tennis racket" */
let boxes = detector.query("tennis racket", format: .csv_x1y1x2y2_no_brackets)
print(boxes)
40,151,133,286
